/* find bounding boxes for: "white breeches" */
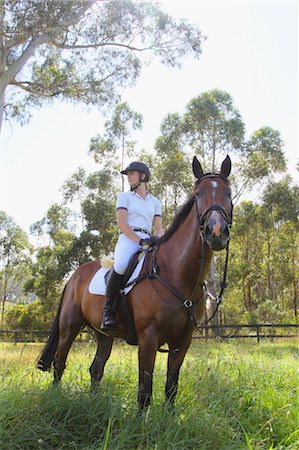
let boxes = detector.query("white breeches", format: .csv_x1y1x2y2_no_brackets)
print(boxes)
113,232,148,275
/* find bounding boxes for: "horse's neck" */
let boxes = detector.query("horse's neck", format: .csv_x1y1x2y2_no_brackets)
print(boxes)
160,207,212,290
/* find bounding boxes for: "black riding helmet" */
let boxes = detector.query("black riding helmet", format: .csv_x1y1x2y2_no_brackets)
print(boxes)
121,161,150,182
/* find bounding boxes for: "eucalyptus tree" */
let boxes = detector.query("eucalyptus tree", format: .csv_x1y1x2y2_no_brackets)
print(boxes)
182,89,245,171
0,211,32,321
0,0,204,134
228,201,264,314
81,169,117,254
152,113,193,225
234,127,287,201
154,89,288,326
227,177,299,323
89,102,143,191
260,177,299,317
61,167,88,232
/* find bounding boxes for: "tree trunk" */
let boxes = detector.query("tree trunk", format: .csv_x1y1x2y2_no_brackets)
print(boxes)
0,3,5,136
121,134,125,192
0,87,4,136
291,245,298,320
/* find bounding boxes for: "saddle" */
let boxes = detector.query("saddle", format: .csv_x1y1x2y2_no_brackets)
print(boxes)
104,249,144,289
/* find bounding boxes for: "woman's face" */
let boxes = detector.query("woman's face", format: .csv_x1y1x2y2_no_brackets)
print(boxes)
127,170,141,187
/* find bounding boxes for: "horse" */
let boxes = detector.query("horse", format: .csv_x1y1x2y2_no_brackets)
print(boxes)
37,155,233,408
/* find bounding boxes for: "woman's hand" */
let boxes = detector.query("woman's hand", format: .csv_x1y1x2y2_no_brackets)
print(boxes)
139,236,160,249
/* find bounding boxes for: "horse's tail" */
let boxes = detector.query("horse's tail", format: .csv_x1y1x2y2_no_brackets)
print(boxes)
36,285,66,372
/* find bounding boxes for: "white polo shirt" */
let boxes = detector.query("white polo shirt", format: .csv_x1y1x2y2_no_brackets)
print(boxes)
116,191,162,233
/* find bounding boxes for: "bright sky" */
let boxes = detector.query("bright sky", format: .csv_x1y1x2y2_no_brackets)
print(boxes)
1,1,298,235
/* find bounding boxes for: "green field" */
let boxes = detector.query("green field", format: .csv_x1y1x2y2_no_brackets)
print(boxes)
0,339,298,449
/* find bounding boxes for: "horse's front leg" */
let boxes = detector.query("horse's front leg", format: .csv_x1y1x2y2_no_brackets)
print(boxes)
165,334,193,404
138,326,159,409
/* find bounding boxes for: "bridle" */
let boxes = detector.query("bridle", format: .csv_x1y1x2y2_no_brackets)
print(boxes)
194,174,233,237
192,174,233,322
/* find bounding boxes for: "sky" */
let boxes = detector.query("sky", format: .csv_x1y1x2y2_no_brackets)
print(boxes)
1,1,298,235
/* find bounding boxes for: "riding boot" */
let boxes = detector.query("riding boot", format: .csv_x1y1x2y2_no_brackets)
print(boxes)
100,269,124,336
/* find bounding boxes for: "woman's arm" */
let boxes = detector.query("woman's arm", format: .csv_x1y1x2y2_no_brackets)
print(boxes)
116,209,141,242
153,216,163,237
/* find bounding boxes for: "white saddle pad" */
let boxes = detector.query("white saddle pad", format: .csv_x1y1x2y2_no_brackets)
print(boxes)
88,255,145,296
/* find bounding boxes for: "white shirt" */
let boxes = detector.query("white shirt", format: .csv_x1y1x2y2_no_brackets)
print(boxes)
116,191,162,233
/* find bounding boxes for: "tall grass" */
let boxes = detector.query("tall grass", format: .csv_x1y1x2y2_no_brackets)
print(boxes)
0,339,298,449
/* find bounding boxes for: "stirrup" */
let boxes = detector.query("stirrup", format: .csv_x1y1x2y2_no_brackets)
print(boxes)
99,327,115,337
99,312,117,336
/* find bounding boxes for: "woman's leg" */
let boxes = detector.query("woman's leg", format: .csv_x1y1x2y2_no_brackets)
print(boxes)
100,233,145,335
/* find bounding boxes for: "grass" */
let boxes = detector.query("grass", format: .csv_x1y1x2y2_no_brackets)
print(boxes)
0,339,298,449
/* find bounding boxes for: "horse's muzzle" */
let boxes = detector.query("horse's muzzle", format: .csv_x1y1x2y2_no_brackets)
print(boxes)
204,212,230,251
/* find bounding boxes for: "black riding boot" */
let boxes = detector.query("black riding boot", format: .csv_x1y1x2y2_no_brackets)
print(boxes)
100,269,124,336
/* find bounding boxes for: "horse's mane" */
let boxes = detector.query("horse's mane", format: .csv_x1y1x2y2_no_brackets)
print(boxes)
159,194,195,244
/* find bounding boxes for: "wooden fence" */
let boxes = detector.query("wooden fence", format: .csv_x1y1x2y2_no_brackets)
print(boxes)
0,324,298,344
194,323,299,343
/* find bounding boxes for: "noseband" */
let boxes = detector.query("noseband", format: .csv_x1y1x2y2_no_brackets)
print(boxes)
194,175,233,236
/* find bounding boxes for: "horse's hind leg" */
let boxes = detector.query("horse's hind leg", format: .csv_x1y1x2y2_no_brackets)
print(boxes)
89,332,114,387
53,304,84,385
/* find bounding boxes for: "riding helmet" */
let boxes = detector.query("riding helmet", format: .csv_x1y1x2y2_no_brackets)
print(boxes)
120,161,150,182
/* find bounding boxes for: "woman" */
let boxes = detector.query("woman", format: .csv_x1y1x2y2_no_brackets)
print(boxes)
100,161,163,336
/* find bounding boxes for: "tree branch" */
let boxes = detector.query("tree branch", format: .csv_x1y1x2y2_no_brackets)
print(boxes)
0,33,48,90
0,0,97,91
49,39,153,52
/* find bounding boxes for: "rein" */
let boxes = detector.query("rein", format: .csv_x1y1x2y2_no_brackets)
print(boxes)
146,236,230,327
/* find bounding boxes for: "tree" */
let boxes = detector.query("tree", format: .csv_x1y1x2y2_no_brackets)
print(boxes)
62,168,118,258
153,89,288,327
30,203,74,245
89,102,143,191
27,169,117,318
226,176,299,324
27,203,76,317
234,127,287,200
228,201,264,314
183,89,245,171
4,300,45,331
152,113,193,224
0,0,204,133
61,167,88,232
0,211,32,322
260,177,299,318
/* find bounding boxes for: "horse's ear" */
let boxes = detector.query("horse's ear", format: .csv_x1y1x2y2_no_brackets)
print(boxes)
192,156,204,179
220,155,231,178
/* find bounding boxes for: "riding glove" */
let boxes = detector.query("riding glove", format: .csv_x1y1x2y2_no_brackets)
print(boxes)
139,235,159,248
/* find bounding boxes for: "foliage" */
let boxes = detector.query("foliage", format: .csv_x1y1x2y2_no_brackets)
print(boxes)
3,300,45,330
183,89,245,170
0,341,298,449
0,211,32,321
224,176,299,323
89,102,143,191
0,0,204,131
242,127,286,181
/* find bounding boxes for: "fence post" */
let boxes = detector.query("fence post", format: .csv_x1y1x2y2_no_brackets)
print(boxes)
256,325,260,344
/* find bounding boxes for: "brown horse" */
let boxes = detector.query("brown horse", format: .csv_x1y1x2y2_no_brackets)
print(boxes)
37,155,233,408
